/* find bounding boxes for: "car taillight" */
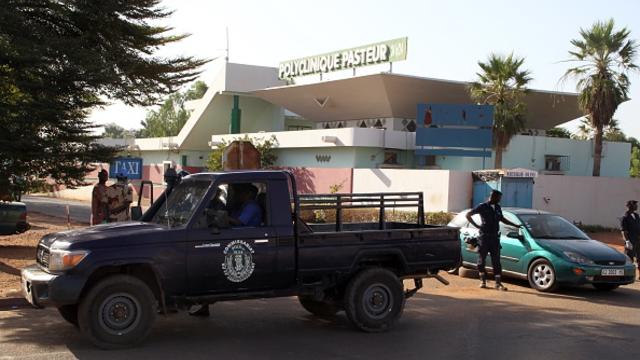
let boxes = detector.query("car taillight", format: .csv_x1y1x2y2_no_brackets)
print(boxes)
20,211,27,221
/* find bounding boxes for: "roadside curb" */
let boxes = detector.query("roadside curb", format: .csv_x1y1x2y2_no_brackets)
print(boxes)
0,297,29,310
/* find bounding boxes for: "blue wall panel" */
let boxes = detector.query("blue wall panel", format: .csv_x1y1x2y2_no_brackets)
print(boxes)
417,104,494,127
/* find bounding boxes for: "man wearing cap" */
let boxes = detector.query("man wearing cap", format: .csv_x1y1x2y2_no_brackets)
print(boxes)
621,200,640,279
91,169,109,225
466,190,523,290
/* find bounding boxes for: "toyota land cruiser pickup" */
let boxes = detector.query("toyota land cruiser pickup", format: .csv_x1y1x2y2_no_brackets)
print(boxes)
21,170,460,348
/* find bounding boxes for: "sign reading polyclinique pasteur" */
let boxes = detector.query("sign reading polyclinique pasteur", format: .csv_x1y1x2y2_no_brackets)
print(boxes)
278,37,408,79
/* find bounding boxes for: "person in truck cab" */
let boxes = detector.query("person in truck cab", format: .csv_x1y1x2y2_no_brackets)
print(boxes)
228,183,262,227
466,190,523,291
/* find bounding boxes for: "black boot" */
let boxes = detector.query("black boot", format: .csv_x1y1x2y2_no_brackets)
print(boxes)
189,304,210,317
495,275,508,291
479,272,487,288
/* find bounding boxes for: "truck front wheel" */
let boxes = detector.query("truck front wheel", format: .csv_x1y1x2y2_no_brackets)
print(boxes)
298,295,339,317
344,268,405,332
78,275,157,349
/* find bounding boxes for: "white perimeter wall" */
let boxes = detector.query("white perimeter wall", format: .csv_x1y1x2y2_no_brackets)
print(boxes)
352,169,472,212
533,175,640,228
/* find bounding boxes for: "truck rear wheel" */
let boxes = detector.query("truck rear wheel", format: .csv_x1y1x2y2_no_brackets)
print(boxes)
344,268,405,332
298,295,339,317
57,305,78,327
78,275,156,349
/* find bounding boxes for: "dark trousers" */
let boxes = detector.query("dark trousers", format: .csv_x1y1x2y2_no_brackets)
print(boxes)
626,240,640,269
478,239,502,276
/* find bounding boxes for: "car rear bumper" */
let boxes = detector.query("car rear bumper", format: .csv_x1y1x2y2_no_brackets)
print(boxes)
21,265,84,308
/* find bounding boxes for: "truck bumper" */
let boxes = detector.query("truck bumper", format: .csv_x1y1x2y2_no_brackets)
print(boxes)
21,265,84,308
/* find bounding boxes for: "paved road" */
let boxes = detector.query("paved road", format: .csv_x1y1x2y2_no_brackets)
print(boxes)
1,274,639,359
22,196,91,225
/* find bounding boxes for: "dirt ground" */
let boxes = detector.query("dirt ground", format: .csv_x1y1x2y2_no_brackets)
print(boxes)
0,212,629,299
0,212,85,299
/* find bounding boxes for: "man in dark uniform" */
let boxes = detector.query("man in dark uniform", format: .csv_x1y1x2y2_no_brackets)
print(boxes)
621,200,640,280
466,190,522,290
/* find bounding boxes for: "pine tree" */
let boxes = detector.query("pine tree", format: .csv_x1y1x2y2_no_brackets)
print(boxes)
0,0,208,194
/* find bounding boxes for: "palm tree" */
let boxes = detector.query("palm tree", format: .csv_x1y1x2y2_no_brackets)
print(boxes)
562,19,638,176
573,118,622,140
470,53,532,169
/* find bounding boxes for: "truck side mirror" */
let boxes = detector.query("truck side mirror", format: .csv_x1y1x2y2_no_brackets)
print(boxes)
131,206,143,221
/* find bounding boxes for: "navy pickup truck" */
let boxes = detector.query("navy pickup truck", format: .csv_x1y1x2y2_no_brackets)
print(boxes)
21,170,460,349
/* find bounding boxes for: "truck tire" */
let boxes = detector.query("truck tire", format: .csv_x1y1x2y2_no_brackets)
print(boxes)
344,268,405,332
57,305,78,327
298,295,339,317
78,275,157,349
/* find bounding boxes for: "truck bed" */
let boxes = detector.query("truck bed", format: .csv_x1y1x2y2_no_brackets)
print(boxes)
297,223,460,280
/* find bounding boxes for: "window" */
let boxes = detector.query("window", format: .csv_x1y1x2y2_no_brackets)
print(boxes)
287,125,312,131
151,179,211,228
383,151,399,165
544,155,569,172
206,182,268,227
181,155,187,167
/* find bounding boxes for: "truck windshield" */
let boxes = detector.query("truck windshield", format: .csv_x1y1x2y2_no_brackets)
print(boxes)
150,179,211,228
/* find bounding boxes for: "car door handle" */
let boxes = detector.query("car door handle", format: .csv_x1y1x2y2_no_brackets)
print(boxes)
194,242,220,249
254,239,269,244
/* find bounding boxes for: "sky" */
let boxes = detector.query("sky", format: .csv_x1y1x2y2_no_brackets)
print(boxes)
90,0,640,138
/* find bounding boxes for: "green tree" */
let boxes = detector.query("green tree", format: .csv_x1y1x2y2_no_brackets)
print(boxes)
546,127,572,138
206,135,279,171
470,53,532,168
630,146,640,177
573,118,625,141
0,0,207,193
138,80,208,137
102,123,126,139
562,19,638,176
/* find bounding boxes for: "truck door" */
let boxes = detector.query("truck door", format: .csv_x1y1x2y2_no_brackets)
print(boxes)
187,182,278,295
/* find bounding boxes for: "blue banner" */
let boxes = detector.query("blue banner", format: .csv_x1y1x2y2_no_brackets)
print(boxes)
415,104,494,158
109,157,143,180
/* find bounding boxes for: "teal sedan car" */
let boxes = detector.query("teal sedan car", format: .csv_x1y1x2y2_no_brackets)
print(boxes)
449,208,636,292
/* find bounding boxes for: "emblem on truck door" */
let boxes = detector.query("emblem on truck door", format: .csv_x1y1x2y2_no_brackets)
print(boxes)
222,240,256,283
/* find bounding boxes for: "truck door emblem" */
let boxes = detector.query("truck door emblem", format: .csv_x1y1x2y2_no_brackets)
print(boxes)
222,240,255,283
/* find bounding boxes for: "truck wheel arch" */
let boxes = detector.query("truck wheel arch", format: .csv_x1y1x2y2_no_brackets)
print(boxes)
350,249,409,275
81,262,165,311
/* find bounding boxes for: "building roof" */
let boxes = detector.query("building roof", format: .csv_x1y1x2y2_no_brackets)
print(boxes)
253,73,582,130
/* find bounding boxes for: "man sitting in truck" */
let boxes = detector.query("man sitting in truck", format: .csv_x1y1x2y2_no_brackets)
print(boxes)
227,183,262,227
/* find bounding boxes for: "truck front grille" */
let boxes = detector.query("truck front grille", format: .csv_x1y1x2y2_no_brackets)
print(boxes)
36,245,50,268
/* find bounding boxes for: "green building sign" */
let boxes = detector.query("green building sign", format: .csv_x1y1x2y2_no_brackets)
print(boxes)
278,37,408,79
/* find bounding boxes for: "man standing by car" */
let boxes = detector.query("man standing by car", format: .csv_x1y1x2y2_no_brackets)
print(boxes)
91,169,109,225
621,200,640,280
466,190,523,290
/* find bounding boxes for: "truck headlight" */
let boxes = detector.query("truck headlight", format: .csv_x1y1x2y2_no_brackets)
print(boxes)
49,249,90,271
563,251,594,265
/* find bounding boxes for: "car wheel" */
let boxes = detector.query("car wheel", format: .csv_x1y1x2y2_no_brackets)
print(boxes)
57,305,78,327
528,259,558,292
78,275,157,349
298,295,340,317
344,268,405,332
592,283,619,291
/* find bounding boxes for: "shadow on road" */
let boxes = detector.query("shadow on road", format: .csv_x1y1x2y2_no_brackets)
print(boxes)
1,293,639,359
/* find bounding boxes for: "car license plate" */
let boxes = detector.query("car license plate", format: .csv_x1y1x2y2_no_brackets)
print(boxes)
600,268,624,276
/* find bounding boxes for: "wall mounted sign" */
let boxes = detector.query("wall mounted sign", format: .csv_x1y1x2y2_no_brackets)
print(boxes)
505,168,538,178
278,37,408,79
109,157,143,180
415,104,494,158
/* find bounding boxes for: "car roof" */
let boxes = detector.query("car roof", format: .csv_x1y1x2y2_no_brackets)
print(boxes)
458,207,554,216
